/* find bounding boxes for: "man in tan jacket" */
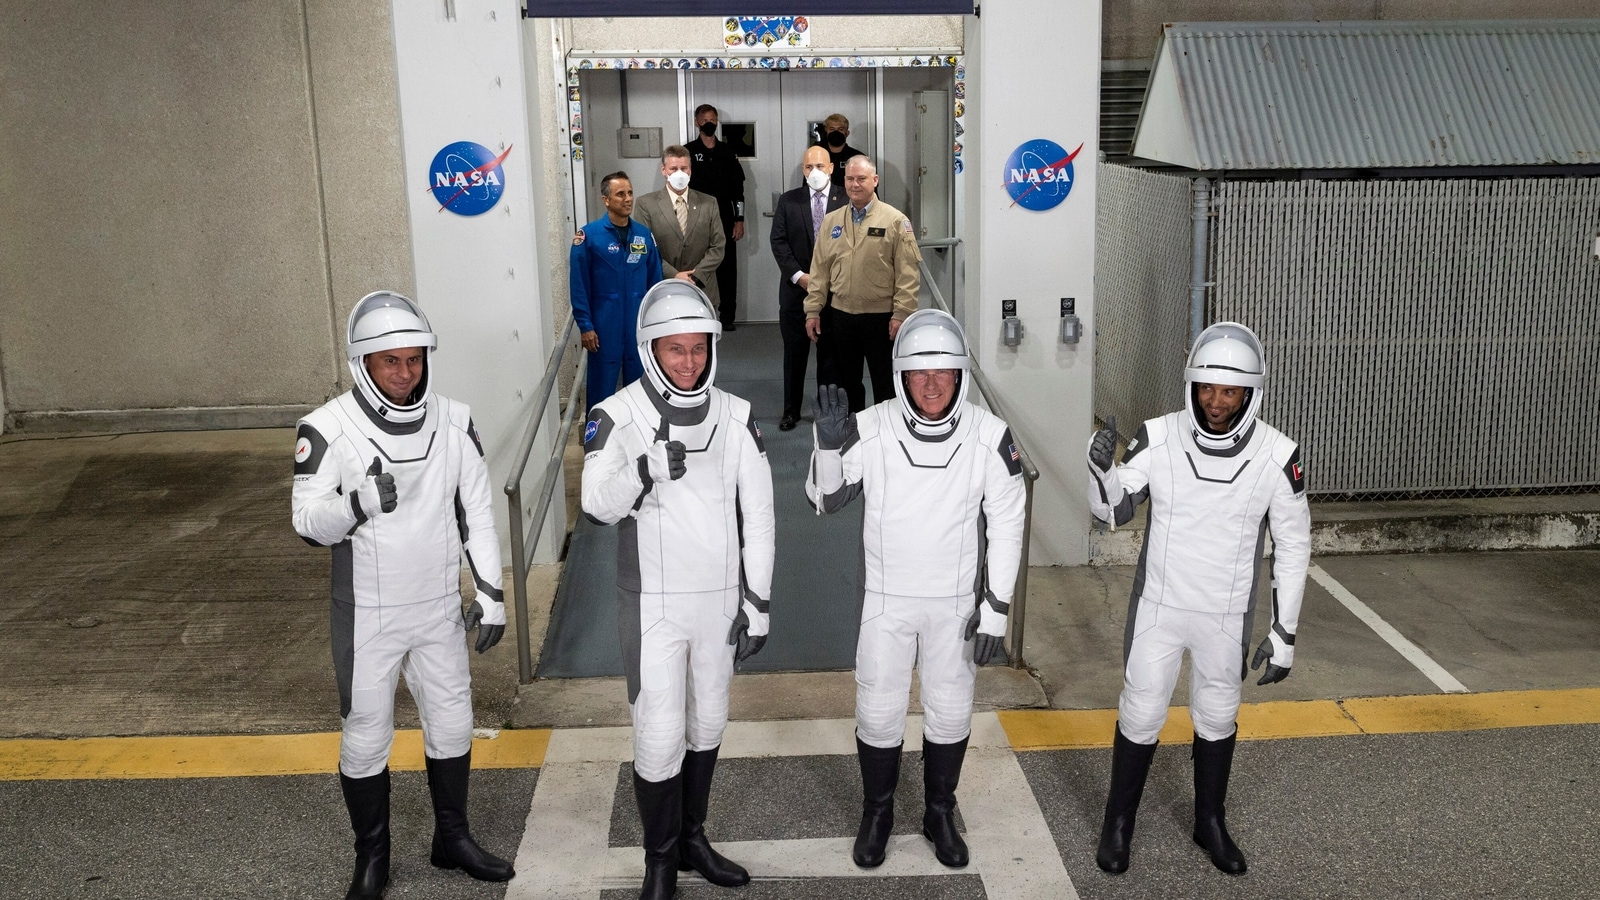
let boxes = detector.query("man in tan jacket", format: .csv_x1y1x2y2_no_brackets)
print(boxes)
804,156,922,412
635,145,727,313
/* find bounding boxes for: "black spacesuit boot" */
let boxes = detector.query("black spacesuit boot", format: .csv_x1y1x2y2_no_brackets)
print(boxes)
1095,726,1158,874
921,735,970,868
635,769,683,900
339,768,391,900
426,751,515,881
853,736,903,868
677,746,750,886
1192,730,1248,875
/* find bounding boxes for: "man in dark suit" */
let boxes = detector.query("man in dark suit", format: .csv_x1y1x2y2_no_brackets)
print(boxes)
770,144,847,431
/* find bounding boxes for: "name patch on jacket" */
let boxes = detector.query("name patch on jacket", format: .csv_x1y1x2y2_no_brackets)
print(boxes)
867,226,887,237
628,236,647,264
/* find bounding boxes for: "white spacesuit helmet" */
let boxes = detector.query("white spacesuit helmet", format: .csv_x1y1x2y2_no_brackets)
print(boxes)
636,279,722,407
346,290,437,423
891,308,971,434
1184,321,1266,450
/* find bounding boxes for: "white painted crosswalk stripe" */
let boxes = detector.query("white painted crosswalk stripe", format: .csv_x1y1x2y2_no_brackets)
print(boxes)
506,712,1077,899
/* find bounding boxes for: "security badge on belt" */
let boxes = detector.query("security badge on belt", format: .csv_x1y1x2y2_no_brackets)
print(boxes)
627,235,647,264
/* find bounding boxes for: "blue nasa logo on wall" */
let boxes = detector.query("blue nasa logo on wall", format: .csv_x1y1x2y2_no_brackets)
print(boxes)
429,141,512,216
1003,139,1083,212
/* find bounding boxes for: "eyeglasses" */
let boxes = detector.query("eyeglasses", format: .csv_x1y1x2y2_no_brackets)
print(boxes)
905,369,956,385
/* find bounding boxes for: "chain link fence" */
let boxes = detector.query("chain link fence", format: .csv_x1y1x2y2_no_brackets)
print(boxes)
1097,166,1600,501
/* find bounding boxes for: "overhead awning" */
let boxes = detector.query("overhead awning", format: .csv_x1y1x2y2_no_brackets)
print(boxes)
1132,19,1600,170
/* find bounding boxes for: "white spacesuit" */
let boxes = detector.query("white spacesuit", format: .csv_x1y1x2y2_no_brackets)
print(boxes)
806,308,1027,871
292,291,513,899
581,280,774,900
1087,321,1310,877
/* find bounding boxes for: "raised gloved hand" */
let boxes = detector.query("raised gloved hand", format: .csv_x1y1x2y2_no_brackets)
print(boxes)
963,590,1010,666
727,591,770,662
463,595,507,653
1251,630,1294,685
638,419,687,484
814,384,857,451
355,456,397,517
1089,416,1118,474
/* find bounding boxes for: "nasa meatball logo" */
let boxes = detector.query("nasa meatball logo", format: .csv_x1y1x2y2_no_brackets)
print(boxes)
429,141,512,216
1003,139,1083,211
294,437,312,464
584,419,600,444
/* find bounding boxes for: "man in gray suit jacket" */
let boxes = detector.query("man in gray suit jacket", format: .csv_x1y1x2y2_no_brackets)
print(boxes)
635,145,726,313
770,144,847,430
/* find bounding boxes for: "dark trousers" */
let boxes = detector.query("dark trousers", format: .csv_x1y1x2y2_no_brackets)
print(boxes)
778,297,812,419
716,228,738,327
820,306,894,413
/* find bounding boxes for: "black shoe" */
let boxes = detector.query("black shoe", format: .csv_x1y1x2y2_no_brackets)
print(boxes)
339,769,391,900
425,752,515,882
1095,725,1158,875
722,322,738,332
921,736,969,868
635,770,683,900
778,414,799,431
1192,731,1247,874
853,737,902,868
677,747,750,886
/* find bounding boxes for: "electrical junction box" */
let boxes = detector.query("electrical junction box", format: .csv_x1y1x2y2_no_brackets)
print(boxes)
618,127,662,159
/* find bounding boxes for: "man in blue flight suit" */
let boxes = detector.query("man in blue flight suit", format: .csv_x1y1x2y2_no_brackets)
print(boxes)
572,171,663,409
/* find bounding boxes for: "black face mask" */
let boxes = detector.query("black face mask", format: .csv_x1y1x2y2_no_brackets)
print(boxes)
826,131,847,149
699,121,718,137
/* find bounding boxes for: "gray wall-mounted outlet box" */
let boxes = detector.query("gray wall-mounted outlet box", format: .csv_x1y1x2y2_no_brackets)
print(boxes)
618,126,662,159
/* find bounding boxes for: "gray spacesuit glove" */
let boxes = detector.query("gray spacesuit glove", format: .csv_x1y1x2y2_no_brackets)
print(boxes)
963,590,1010,666
463,598,506,653
637,420,687,483
814,384,857,451
727,592,770,662
1251,630,1294,685
1088,416,1118,474
354,456,397,517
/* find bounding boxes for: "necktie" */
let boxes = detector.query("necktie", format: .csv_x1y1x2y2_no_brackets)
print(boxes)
675,194,689,234
812,190,825,240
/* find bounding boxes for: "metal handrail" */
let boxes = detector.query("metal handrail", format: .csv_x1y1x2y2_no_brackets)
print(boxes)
503,316,581,684
916,238,1041,670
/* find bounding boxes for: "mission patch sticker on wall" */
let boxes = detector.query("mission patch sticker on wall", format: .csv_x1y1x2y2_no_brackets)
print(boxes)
1003,138,1083,211
429,141,512,216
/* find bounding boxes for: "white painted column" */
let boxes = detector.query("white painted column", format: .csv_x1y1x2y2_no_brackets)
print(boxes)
965,0,1101,565
389,0,561,563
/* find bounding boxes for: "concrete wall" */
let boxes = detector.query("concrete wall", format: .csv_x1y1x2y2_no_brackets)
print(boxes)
1103,0,1597,60
0,0,413,432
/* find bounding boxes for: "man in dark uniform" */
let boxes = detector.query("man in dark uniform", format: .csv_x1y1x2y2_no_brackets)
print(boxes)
571,172,663,409
770,143,847,430
687,104,747,331
822,113,866,189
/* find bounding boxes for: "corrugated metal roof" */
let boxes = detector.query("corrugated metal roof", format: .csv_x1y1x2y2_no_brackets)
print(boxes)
1132,19,1600,170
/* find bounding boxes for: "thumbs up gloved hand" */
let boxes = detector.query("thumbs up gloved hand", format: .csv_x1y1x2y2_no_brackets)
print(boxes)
463,591,507,654
637,420,687,484
814,384,857,451
727,590,770,662
1251,630,1294,685
1088,416,1119,475
355,456,397,518
963,589,1010,666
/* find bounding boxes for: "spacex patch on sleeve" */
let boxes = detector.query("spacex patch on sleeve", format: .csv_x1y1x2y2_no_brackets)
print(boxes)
294,423,328,477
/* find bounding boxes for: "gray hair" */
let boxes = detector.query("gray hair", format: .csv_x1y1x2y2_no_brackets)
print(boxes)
845,155,877,177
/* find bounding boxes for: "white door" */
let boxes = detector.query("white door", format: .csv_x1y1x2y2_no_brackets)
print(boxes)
688,70,875,323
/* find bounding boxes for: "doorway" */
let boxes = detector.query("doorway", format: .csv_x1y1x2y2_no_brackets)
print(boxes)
574,62,956,323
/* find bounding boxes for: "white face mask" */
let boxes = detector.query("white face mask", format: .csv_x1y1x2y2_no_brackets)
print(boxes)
666,170,691,192
806,168,831,192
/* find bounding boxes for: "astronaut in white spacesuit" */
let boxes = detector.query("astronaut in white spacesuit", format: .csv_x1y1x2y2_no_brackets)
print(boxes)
581,280,775,900
1086,321,1310,876
805,308,1027,871
291,291,514,899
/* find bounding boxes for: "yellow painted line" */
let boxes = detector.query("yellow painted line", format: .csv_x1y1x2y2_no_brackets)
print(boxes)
999,688,1600,751
0,729,551,781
